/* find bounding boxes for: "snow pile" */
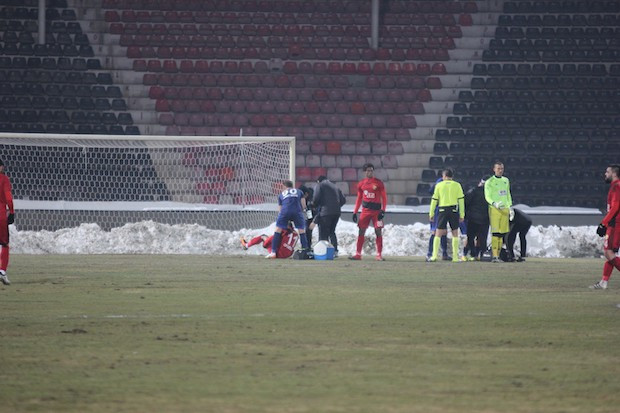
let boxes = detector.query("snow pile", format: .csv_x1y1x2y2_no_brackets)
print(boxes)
11,220,603,258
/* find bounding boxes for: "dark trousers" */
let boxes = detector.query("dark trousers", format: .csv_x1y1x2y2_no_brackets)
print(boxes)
506,222,531,258
466,220,489,258
305,219,313,246
318,214,340,252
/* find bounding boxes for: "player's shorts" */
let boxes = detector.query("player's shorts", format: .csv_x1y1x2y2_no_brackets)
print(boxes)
604,224,620,252
489,206,510,234
276,211,306,231
0,213,8,246
436,206,460,230
358,208,383,230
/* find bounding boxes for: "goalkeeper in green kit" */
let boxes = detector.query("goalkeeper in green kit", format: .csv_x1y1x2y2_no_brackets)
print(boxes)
484,161,513,262
428,168,465,262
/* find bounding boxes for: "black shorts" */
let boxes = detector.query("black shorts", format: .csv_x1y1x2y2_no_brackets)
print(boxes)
437,206,459,230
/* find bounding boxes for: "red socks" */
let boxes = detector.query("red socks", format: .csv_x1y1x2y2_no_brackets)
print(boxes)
355,236,383,256
356,236,364,255
0,246,8,272
602,258,620,281
602,257,620,281
247,236,264,248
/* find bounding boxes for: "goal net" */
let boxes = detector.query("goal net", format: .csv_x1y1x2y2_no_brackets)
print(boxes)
0,132,295,231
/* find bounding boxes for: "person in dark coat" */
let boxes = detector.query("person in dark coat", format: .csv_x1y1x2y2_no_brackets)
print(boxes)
313,176,346,257
464,177,490,260
505,208,532,262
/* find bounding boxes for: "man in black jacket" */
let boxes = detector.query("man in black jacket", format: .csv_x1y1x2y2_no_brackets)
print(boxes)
300,185,317,245
464,178,490,260
313,176,347,257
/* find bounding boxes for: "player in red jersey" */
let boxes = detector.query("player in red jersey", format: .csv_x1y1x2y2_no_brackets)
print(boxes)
0,159,14,285
350,163,387,261
591,164,620,290
240,225,299,259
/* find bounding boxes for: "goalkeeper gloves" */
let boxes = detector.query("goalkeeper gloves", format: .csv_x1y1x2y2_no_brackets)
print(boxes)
509,207,515,222
597,223,607,237
352,213,358,223
378,210,385,221
492,201,504,209
7,213,14,225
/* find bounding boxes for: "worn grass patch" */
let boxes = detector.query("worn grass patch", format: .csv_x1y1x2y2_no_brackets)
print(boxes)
0,255,619,413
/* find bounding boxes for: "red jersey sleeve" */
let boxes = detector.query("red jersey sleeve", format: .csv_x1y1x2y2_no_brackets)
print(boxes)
353,180,363,214
602,181,620,226
379,180,387,210
0,176,13,214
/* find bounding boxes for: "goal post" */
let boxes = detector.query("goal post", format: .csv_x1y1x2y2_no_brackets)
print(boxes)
0,132,296,231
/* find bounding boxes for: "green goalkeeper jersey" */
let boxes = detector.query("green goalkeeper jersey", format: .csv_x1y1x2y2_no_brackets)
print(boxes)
429,179,465,219
484,175,512,208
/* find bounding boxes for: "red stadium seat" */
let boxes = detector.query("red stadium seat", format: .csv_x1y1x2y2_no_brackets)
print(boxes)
351,155,366,167
297,141,310,154
372,62,387,75
159,112,174,125
143,73,158,85
388,142,405,155
326,141,341,155
174,113,190,126
316,128,331,140
431,63,447,75
327,168,342,182
335,155,352,168
297,167,312,181
311,167,327,180
396,129,412,140
401,116,418,128
321,155,336,168
179,60,194,73
416,64,431,76
410,102,425,114
343,168,358,181
305,155,321,167
426,77,442,89
357,62,372,75
162,60,178,73
459,13,474,26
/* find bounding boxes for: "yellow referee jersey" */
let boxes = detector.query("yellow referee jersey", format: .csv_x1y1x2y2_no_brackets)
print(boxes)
429,179,465,219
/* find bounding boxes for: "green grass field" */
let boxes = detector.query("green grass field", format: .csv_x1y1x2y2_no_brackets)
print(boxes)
1,255,619,413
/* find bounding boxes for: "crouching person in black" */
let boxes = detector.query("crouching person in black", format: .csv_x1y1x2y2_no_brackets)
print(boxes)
505,208,532,262
300,185,317,246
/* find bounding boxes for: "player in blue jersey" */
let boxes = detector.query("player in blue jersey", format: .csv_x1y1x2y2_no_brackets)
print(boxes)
266,180,310,258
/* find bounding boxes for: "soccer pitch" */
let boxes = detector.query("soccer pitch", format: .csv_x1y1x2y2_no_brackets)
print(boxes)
1,255,619,413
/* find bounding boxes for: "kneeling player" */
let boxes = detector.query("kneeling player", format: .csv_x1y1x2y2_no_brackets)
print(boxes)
240,225,299,259
266,180,310,259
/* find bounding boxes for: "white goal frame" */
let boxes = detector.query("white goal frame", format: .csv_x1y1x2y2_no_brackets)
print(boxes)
0,132,296,231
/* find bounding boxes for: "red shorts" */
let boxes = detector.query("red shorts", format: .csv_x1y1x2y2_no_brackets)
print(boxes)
604,225,620,251
358,208,384,230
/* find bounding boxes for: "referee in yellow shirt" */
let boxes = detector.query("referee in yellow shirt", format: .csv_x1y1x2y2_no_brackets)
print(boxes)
428,168,465,262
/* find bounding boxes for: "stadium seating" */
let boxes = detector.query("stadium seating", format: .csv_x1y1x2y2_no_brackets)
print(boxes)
97,0,479,199
431,2,620,207
0,1,169,203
